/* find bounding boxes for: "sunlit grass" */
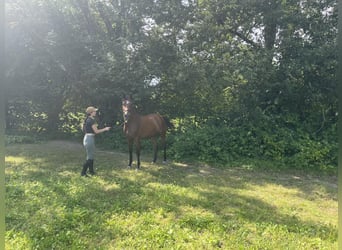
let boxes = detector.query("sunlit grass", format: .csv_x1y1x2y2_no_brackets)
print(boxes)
5,141,338,249
5,156,28,164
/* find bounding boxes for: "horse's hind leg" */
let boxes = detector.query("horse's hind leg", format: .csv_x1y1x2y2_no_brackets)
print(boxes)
161,135,166,163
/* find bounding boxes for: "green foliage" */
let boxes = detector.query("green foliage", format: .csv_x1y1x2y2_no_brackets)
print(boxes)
4,0,337,173
96,124,128,152
170,118,337,172
5,134,40,145
286,137,337,171
58,111,85,135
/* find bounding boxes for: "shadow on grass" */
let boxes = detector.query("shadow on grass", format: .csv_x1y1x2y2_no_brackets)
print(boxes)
5,141,338,248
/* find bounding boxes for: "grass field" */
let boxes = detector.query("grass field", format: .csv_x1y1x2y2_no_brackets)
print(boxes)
5,140,338,249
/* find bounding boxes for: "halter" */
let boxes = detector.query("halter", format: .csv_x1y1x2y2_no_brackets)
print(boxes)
122,99,132,123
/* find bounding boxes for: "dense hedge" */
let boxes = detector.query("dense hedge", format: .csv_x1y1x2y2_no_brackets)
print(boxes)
6,117,337,173
168,121,337,171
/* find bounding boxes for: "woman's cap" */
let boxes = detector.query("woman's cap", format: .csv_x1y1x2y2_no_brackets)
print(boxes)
86,106,98,114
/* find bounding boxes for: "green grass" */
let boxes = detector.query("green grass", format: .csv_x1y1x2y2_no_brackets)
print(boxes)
5,141,337,249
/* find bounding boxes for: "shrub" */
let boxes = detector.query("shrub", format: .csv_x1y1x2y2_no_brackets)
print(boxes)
169,121,337,171
5,135,39,145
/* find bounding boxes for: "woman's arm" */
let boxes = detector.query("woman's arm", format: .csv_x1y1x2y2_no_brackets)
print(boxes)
92,124,111,134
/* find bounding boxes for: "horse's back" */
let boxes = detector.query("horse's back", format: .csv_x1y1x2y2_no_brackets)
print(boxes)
139,114,167,138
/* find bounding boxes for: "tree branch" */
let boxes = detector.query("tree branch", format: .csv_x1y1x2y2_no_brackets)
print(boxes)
228,28,261,49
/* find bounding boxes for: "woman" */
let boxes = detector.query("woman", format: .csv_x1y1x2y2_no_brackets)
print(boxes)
81,106,111,177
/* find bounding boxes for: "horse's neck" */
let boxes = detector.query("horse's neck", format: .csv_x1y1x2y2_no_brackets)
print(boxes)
124,113,141,137
126,113,141,127
129,112,140,120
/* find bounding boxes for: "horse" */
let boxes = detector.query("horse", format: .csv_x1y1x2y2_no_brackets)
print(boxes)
122,97,174,169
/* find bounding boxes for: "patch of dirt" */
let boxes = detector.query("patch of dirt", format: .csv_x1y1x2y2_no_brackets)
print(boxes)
46,140,83,150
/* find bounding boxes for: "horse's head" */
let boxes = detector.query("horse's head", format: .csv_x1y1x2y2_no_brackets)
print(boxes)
122,97,134,122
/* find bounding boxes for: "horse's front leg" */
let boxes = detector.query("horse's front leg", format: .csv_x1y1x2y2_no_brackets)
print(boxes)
128,138,133,168
135,138,141,169
151,137,158,163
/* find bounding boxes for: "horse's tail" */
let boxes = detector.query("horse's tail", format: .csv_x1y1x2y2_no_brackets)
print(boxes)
162,116,174,130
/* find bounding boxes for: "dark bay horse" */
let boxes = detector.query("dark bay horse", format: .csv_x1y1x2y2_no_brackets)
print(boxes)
122,97,173,169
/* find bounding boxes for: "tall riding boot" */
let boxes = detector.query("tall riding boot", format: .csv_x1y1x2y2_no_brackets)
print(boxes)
81,160,90,177
88,159,95,175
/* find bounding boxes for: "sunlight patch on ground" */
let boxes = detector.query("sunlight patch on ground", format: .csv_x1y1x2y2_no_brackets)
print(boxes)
245,183,338,226
145,182,201,201
241,164,254,170
178,205,216,218
245,183,303,208
97,179,121,191
58,171,77,177
199,168,212,175
5,156,28,164
5,231,31,250
173,162,189,167
194,183,233,194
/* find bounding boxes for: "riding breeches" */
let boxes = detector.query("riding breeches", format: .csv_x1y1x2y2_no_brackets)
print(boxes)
83,134,95,160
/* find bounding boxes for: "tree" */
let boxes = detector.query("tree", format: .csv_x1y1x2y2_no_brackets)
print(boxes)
5,0,337,149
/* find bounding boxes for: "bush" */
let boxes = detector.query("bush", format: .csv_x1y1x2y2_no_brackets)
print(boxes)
170,124,261,164
286,138,337,170
96,125,129,152
5,134,39,145
169,121,337,171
